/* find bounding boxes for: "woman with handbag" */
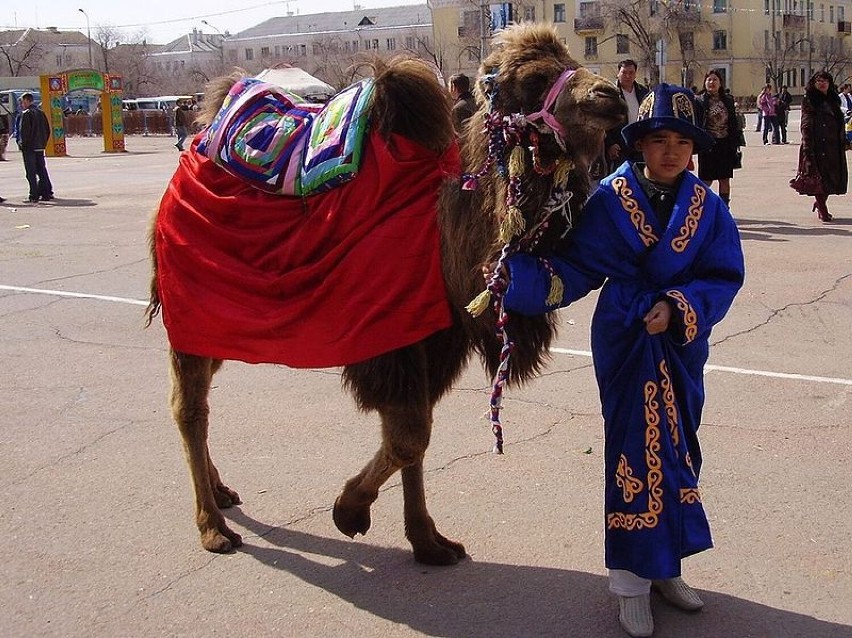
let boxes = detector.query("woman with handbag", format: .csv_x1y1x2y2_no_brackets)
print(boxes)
696,70,741,210
791,71,848,222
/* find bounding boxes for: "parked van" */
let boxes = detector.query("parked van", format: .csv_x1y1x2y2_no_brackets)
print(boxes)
0,89,42,140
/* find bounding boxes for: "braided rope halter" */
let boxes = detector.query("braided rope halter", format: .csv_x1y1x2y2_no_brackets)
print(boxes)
463,68,578,454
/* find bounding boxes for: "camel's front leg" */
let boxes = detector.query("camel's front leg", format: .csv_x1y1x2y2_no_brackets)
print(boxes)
170,350,242,552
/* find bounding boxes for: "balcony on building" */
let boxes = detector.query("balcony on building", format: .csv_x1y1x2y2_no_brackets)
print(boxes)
838,20,852,35
574,16,604,33
782,13,807,29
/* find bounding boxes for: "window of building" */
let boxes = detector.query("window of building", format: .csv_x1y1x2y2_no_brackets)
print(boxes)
775,30,781,49
765,0,770,14
680,31,694,50
713,0,727,12
830,5,834,22
313,43,321,55
713,30,727,50
524,6,536,20
228,50,237,62
840,5,845,21
372,39,379,50
579,1,599,17
261,46,270,57
554,3,566,22
801,68,806,85
55,55,62,67
274,45,280,57
650,0,659,15
820,3,825,20
387,38,396,50
405,36,416,49
616,33,629,54
585,36,598,57
245,48,254,61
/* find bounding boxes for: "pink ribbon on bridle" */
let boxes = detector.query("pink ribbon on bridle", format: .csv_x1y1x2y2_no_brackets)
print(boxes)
524,68,577,147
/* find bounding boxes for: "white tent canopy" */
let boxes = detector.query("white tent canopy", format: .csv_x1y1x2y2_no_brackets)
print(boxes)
254,67,336,103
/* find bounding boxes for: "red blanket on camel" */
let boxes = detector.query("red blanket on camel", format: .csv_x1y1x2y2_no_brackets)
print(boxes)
155,132,460,367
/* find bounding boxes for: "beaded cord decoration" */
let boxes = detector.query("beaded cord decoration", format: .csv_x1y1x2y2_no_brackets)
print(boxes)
463,69,576,453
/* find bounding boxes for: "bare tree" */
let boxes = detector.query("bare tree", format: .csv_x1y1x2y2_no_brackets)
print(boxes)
94,24,126,74
600,0,715,86
753,31,808,89
0,31,48,76
810,33,851,82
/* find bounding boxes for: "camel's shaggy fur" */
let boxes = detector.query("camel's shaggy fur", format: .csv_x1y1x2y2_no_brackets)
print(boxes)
147,23,625,564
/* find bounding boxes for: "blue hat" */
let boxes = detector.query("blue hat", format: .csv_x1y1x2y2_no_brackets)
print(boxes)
621,83,715,152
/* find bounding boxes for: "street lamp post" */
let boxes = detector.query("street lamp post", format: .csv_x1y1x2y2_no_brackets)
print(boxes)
201,19,226,69
78,8,93,69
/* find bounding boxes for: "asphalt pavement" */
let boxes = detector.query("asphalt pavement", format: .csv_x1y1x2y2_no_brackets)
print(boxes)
1,112,850,637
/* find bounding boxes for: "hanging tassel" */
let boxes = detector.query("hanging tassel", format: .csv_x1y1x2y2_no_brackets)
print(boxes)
553,159,573,186
462,176,479,191
546,273,564,306
499,205,526,242
465,289,492,316
508,145,525,178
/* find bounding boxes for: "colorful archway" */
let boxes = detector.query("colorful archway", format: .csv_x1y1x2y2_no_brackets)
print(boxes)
40,69,125,156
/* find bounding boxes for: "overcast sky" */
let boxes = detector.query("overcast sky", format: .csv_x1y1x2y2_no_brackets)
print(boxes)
4,0,424,45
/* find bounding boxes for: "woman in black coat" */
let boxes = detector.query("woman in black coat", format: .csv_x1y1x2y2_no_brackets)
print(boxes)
696,70,741,210
792,71,848,222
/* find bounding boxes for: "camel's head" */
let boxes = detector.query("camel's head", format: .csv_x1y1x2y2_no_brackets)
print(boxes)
478,23,626,169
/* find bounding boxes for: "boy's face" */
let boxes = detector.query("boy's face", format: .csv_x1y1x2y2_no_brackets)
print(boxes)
635,130,694,186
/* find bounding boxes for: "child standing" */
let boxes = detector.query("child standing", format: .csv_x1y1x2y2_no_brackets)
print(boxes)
502,84,745,637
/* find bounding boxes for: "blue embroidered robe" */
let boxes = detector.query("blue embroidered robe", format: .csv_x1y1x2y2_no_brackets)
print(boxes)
504,162,745,579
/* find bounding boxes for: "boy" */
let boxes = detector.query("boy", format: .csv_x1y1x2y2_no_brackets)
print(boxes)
502,84,745,637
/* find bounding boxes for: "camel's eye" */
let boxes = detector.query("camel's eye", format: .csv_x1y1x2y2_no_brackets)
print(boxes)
518,73,550,111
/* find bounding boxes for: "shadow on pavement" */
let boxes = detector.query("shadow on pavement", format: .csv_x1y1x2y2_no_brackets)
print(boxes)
225,508,851,638
735,217,852,242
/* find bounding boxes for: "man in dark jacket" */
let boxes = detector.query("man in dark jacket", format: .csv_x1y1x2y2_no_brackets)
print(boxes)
603,60,650,171
17,92,54,203
449,73,477,135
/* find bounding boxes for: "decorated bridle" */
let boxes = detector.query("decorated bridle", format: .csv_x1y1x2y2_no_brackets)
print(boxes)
462,67,580,453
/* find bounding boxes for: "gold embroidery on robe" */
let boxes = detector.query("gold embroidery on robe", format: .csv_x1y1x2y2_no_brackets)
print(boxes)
672,184,706,253
612,177,659,247
607,380,663,530
665,289,698,343
616,454,644,502
659,360,679,449
680,488,702,504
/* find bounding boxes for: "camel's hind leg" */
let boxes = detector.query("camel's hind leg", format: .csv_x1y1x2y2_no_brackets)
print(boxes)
169,350,242,552
333,403,466,565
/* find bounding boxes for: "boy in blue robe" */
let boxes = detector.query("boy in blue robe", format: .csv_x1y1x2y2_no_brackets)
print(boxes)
502,84,745,637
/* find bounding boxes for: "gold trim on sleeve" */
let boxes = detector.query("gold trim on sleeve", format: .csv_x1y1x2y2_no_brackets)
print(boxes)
665,289,698,343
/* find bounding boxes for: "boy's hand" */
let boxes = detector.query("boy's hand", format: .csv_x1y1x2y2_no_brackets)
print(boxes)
644,300,672,335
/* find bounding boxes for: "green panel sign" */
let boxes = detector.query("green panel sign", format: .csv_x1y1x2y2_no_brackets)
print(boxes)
67,71,104,92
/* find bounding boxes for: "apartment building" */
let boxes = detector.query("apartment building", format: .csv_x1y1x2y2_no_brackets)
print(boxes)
430,0,852,99
219,5,435,89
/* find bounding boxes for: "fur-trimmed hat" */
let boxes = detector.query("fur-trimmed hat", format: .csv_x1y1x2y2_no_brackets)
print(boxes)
621,83,714,152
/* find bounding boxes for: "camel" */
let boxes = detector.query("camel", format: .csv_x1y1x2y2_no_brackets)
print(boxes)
146,23,626,565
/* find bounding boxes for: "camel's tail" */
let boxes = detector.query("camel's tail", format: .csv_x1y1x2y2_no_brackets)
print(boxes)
368,57,455,154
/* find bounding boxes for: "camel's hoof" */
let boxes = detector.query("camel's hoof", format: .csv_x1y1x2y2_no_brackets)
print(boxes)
200,527,243,553
411,532,467,566
332,496,371,538
413,541,467,566
213,484,241,508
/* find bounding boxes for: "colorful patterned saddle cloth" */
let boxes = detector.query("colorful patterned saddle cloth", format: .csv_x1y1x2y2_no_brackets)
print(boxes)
197,77,374,196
